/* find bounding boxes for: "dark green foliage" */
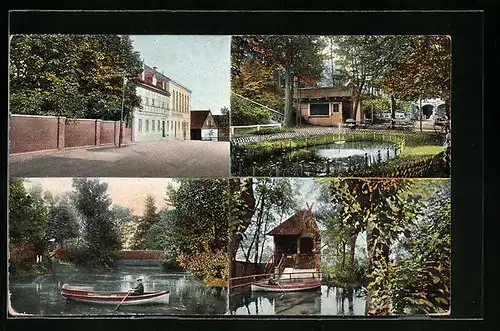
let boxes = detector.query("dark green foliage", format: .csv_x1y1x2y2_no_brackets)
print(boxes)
46,199,79,245
130,195,160,249
390,183,451,314
10,35,142,122
230,93,272,126
9,179,48,251
71,178,122,253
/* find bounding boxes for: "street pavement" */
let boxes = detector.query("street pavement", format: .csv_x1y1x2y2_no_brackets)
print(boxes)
9,139,230,178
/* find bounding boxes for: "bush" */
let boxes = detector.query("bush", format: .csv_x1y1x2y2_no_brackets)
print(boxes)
178,250,228,287
236,126,294,136
65,243,118,271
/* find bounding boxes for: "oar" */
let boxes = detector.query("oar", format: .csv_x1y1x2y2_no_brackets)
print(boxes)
276,280,286,299
115,289,132,310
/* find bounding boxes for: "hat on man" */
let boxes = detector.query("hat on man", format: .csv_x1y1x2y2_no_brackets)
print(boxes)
137,278,142,282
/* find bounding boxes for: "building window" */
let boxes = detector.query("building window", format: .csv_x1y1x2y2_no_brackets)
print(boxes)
332,103,340,113
145,97,149,106
138,119,142,132
309,102,330,116
145,120,149,132
152,120,155,132
158,120,160,131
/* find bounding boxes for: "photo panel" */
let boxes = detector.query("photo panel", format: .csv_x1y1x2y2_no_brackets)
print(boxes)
7,177,230,316
229,177,451,316
9,35,231,178
229,35,451,178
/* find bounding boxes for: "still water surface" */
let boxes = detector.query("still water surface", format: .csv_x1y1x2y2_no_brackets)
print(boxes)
9,269,228,315
229,286,365,315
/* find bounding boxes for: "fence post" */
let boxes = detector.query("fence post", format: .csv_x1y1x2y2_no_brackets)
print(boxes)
95,119,102,147
378,150,381,164
257,125,260,132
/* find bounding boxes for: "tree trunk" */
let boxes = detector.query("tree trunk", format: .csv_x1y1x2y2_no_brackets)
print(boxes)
391,89,397,129
228,178,255,263
419,97,423,133
349,233,357,267
365,216,391,316
284,65,293,127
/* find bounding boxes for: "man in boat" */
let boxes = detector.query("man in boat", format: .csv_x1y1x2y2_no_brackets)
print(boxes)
131,278,144,295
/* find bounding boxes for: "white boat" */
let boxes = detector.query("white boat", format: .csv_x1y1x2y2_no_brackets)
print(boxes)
251,280,321,292
61,284,169,305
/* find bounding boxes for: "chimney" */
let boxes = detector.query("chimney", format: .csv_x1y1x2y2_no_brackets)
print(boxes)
152,73,157,86
141,69,145,81
153,66,157,71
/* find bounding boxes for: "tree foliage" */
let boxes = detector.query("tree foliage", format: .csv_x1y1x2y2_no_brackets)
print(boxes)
231,36,325,126
238,178,299,264
9,179,48,252
10,35,143,122
130,195,160,249
71,178,122,252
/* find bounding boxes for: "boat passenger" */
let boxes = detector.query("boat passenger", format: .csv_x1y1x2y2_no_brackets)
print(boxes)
131,278,144,295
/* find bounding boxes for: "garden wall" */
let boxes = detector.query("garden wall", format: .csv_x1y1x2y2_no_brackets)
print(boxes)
9,114,132,154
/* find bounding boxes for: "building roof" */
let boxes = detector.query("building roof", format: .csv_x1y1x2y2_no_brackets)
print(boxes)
190,110,211,129
144,65,192,93
267,209,318,236
294,86,354,100
212,114,229,130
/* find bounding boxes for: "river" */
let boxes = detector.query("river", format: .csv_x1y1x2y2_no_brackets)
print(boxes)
229,285,365,315
9,268,228,316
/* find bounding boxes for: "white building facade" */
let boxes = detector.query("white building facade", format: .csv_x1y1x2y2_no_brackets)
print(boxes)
132,65,191,142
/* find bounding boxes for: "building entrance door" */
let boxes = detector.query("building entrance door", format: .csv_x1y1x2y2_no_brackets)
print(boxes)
162,121,165,138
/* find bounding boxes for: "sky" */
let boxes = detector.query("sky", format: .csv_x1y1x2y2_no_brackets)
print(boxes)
24,178,177,215
130,35,231,114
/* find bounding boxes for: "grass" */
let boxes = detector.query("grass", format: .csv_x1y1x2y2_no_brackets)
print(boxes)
401,145,445,156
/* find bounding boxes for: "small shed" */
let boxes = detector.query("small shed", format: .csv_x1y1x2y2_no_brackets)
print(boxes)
267,208,321,270
190,110,218,141
294,86,362,126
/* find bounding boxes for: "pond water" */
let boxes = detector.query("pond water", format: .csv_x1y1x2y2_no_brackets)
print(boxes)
236,140,398,177
229,286,365,316
9,268,228,316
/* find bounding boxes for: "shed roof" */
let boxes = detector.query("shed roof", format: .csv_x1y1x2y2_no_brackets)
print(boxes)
267,209,318,236
294,86,354,99
190,110,211,129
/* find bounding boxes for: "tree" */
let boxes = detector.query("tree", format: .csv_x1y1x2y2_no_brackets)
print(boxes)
130,195,160,249
8,179,48,251
46,198,80,246
381,36,451,119
71,178,122,252
333,36,408,123
234,36,325,126
9,35,143,122
390,181,451,315
328,178,416,315
238,178,298,264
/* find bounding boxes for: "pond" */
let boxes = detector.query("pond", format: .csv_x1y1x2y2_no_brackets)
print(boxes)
9,268,228,316
229,285,365,315
234,140,399,177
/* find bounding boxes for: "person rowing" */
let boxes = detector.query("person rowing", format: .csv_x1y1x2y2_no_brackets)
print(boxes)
130,278,144,296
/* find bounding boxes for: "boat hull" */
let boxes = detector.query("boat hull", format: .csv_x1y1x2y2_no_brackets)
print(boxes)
251,280,321,292
61,287,169,305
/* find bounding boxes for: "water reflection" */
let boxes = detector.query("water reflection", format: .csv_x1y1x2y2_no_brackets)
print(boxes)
9,269,227,316
229,285,365,315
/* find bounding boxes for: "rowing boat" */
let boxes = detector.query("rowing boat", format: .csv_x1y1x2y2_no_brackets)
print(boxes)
61,284,169,305
251,280,321,292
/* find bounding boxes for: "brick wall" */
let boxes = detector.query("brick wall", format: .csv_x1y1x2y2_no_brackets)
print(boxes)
65,119,96,148
114,250,166,260
9,114,133,154
9,115,65,154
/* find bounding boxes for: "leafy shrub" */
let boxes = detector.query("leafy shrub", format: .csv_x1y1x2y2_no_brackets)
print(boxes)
236,126,294,136
178,250,228,287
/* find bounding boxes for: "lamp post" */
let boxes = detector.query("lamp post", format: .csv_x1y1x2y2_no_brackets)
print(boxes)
119,74,126,148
